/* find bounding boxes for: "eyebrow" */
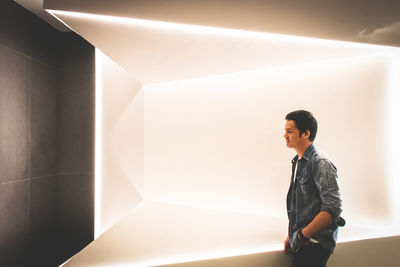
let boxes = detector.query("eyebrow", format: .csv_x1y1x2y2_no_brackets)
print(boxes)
285,127,296,132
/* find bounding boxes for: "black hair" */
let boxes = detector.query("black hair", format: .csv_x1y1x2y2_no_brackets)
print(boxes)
285,110,318,141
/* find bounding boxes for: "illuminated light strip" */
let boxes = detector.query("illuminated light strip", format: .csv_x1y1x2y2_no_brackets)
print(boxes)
387,52,400,224
46,9,398,51
45,9,75,31
95,48,103,239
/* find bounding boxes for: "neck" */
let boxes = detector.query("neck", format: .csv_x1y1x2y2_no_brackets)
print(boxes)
295,142,313,158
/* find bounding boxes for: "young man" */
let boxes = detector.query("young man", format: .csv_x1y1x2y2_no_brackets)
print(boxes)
283,110,342,267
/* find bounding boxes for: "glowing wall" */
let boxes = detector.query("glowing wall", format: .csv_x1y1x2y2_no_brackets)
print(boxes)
95,51,143,236
96,48,400,236
143,53,399,224
83,48,400,267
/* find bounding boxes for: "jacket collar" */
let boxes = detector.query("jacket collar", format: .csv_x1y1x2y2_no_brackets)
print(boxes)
291,143,314,163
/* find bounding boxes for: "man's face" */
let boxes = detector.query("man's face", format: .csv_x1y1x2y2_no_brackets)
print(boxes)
283,120,307,149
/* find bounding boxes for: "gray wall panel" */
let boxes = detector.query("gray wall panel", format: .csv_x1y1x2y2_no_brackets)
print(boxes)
30,176,57,267
0,0,33,58
30,61,59,178
0,45,30,183
58,33,95,71
57,174,94,265
58,70,95,175
30,17,63,69
0,1,95,266
0,180,30,267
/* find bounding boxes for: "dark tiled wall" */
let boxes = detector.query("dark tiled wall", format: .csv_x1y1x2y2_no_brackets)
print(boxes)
56,34,95,265
0,1,94,266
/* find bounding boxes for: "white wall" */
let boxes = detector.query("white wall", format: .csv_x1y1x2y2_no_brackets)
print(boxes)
96,47,400,237
143,53,397,225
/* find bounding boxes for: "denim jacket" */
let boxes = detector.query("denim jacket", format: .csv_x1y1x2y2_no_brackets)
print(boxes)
286,144,342,253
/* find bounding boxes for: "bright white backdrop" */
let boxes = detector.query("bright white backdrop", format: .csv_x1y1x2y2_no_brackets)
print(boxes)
88,47,400,266
45,6,400,266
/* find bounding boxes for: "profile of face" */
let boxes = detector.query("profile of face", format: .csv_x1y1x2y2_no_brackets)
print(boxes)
283,120,310,149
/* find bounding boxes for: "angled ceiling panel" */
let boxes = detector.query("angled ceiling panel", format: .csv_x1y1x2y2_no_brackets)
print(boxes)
46,10,385,83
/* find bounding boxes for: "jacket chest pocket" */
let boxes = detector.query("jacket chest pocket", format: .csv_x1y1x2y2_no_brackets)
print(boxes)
296,176,314,203
297,176,314,192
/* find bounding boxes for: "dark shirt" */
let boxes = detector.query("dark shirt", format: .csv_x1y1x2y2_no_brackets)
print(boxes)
286,144,342,253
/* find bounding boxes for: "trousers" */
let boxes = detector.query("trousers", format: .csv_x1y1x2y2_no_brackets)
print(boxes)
291,243,331,267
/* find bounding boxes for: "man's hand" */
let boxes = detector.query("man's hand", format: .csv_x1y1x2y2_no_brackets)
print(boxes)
284,236,291,253
301,211,333,238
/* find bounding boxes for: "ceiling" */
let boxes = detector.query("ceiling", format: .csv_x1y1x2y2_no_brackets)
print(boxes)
15,0,400,47
13,0,400,83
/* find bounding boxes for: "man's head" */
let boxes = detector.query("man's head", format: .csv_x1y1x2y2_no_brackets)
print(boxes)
284,110,318,149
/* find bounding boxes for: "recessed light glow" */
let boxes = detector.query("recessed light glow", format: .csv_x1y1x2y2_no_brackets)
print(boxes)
387,52,400,224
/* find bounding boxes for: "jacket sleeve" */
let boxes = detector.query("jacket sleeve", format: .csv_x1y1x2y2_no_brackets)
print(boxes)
312,158,342,220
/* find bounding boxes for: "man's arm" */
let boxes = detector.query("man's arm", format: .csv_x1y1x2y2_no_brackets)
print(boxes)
301,211,332,238
303,158,342,238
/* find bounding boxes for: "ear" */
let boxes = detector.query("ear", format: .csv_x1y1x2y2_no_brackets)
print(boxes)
302,130,310,139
